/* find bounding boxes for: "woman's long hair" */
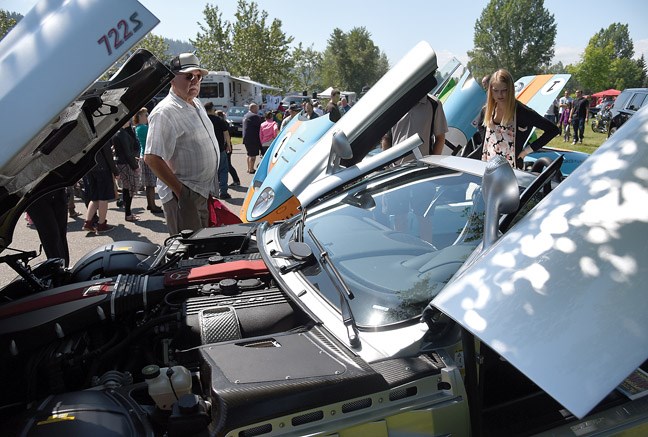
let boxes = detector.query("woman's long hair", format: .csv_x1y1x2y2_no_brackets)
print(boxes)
483,69,517,129
133,107,148,125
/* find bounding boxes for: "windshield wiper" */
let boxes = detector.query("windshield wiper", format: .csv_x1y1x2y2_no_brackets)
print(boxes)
307,228,360,348
295,206,307,242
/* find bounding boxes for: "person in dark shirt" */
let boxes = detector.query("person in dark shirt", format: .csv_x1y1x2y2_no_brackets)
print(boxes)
242,103,262,173
205,102,232,199
26,188,70,265
82,142,119,234
569,90,589,144
112,123,141,221
217,110,240,187
326,89,341,122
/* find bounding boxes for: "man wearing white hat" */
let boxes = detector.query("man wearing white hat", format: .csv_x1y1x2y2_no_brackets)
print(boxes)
145,53,220,235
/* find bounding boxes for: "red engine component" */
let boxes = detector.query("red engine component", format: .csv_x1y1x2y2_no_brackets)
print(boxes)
164,259,269,287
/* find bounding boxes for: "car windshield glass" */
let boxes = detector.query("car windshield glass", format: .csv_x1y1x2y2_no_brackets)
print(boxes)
278,165,487,328
227,107,246,116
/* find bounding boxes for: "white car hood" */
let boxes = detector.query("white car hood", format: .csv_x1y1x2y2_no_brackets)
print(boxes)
433,105,648,418
282,41,439,207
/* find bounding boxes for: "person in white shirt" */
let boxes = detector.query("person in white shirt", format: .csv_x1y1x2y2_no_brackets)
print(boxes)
145,53,220,235
280,104,300,130
558,90,573,137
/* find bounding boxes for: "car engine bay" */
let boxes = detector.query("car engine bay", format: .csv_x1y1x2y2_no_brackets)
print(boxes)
0,223,462,436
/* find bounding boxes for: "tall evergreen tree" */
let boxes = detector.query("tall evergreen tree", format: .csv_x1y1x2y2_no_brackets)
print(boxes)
637,55,648,87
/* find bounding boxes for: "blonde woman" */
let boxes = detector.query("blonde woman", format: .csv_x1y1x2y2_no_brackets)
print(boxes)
477,69,559,168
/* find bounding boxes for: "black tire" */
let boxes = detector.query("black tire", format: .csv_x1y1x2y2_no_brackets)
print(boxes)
591,120,598,132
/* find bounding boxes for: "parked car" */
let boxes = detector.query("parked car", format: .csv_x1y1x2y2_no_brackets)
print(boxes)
2,4,647,436
608,87,648,136
226,106,247,136
225,106,248,136
281,94,311,108
242,60,578,224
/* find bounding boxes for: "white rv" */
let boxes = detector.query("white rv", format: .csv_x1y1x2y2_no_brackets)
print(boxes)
199,71,278,110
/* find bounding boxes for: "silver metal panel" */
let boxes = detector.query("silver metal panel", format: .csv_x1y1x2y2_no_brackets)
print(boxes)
295,135,422,208
282,41,438,204
433,105,648,418
0,0,159,168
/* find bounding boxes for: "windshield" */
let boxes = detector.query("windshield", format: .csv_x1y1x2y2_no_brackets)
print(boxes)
227,107,246,117
278,165,486,328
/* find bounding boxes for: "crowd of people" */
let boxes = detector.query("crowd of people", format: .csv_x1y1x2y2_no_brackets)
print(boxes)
546,88,597,145
25,53,357,259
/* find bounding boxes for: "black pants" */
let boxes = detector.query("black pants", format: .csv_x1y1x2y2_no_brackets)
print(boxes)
227,151,240,183
26,188,70,266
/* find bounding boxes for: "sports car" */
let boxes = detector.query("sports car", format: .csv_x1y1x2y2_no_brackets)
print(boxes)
241,56,586,225
1,1,647,436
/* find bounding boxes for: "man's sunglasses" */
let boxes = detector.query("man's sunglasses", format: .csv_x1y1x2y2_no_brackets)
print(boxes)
179,73,203,82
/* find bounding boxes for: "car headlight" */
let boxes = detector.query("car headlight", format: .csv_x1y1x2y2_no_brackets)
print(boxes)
251,187,275,219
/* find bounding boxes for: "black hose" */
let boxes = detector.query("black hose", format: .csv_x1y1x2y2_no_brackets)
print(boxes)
163,288,195,308
145,252,183,275
86,313,179,379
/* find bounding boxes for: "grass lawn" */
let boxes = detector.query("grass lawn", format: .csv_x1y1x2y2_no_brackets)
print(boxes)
545,128,608,155
231,125,610,156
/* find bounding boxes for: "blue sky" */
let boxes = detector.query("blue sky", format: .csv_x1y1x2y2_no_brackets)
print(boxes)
5,0,648,68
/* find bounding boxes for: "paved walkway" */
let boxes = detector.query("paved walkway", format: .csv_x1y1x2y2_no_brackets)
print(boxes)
0,144,255,283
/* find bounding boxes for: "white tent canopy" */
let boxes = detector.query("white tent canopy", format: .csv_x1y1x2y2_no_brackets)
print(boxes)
317,87,357,103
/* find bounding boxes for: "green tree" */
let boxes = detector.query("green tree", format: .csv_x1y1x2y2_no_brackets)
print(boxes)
192,4,233,72
545,60,565,74
637,55,648,87
134,33,171,64
289,43,324,94
321,29,346,91
321,27,388,95
229,0,293,87
467,0,556,81
590,23,634,59
101,32,170,79
568,44,613,92
569,23,644,91
610,57,644,90
0,9,17,41
193,1,293,89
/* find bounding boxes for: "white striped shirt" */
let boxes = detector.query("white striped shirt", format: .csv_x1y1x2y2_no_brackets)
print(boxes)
146,89,220,203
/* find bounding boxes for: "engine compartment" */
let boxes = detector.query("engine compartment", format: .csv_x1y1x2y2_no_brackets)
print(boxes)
0,224,456,436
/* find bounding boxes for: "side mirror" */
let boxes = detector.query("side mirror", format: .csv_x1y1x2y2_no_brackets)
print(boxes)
326,130,353,174
481,155,519,249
